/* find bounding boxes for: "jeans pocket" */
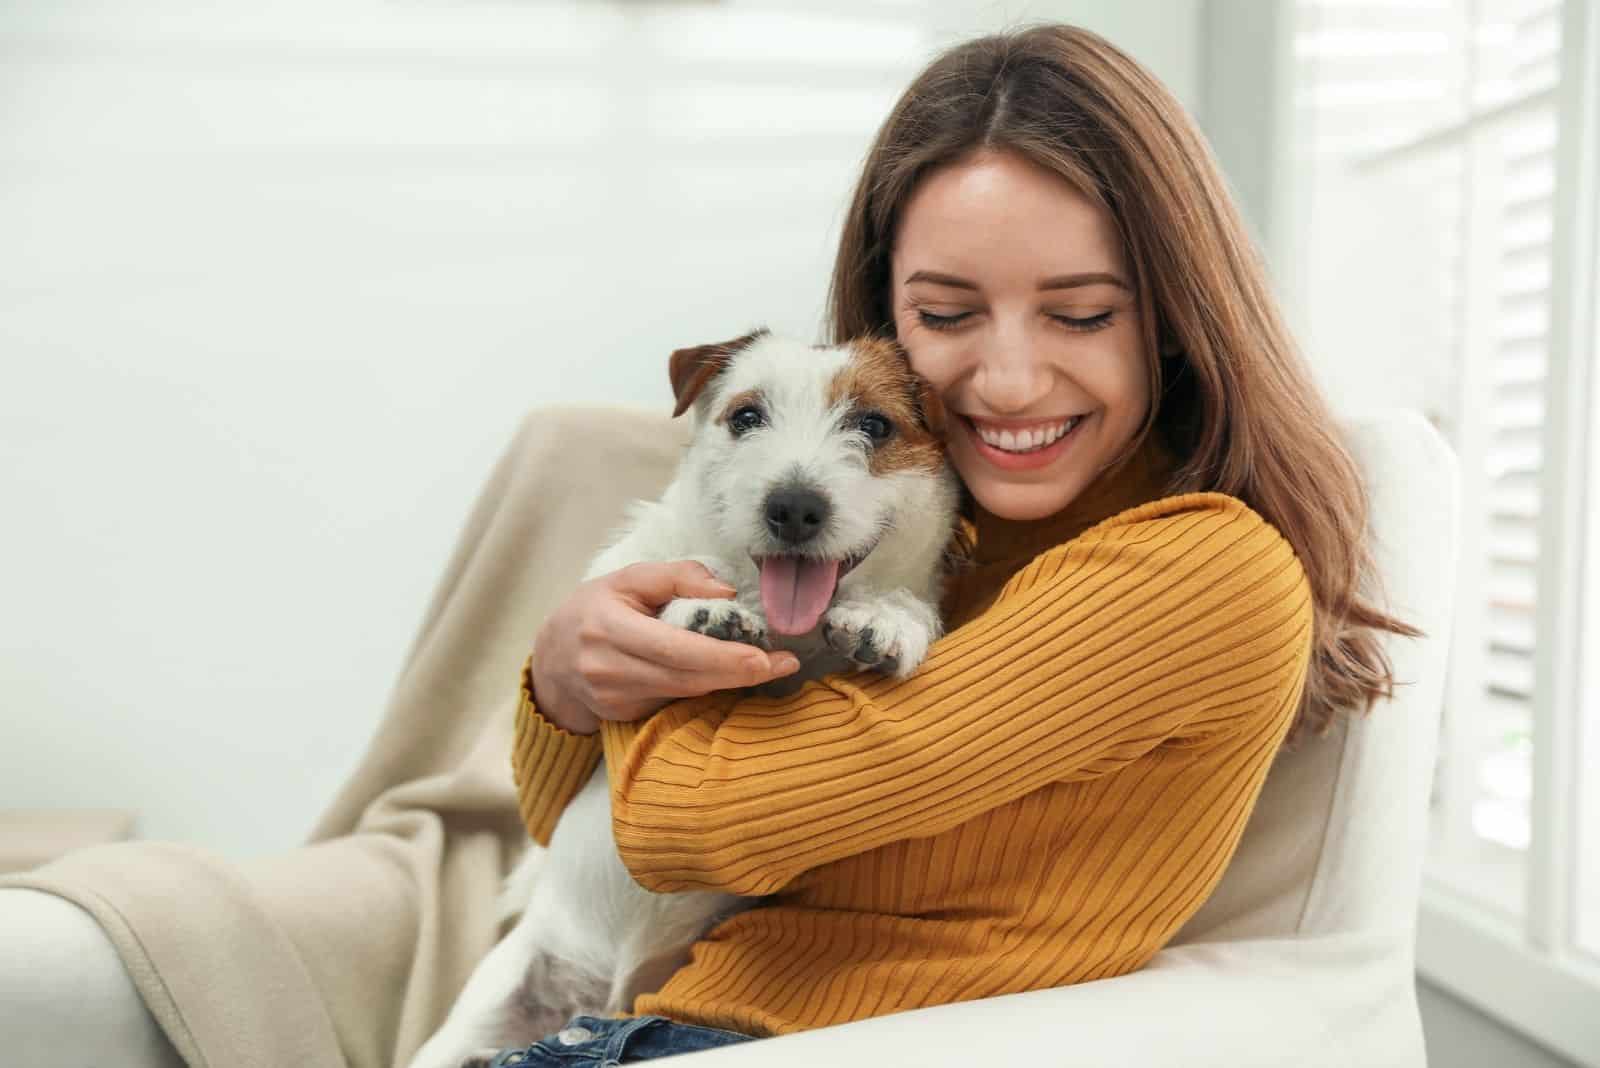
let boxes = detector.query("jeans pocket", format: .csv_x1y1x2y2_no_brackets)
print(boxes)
615,1015,756,1063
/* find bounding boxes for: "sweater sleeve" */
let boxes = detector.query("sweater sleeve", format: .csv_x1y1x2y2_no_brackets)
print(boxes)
510,651,604,847
599,492,1315,895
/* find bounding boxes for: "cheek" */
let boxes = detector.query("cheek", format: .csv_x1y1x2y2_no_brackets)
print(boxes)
1095,328,1150,418
898,325,963,387
1113,361,1151,418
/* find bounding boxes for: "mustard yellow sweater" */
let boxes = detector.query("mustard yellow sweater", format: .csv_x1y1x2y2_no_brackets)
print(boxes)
511,439,1313,1038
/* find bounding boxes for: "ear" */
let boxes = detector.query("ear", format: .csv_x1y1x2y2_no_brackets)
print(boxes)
667,327,771,418
881,336,948,440
912,373,948,440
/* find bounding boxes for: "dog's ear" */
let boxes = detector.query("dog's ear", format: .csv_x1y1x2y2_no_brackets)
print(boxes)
881,336,947,441
911,373,948,440
668,327,771,418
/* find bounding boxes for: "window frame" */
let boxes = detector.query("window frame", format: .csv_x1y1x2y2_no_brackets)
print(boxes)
1412,2,1600,1064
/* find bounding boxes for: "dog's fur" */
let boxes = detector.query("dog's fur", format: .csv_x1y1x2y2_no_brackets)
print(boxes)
407,329,965,1068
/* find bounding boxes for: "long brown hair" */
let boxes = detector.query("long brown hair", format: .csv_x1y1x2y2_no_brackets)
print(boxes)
824,22,1421,750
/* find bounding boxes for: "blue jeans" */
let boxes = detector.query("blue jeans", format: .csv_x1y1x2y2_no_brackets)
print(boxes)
488,1014,759,1066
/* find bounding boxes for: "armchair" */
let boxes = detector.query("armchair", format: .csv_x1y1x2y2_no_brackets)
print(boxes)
0,406,1457,1068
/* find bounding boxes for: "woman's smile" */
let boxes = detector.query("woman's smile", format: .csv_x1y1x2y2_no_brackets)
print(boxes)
959,412,1091,471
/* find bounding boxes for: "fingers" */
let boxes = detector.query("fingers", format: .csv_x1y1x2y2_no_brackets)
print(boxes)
599,651,750,709
610,560,737,611
587,560,799,713
606,607,796,694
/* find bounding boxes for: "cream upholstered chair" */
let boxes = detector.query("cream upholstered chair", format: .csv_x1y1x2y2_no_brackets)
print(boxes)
0,407,1456,1068
667,408,1460,1068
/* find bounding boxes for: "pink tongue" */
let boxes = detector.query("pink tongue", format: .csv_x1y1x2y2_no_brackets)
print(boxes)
759,555,841,635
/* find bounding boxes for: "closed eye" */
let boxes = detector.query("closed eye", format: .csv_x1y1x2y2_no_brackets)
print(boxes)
916,310,1113,333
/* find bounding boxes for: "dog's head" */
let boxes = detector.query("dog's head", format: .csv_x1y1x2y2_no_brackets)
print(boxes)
668,327,959,636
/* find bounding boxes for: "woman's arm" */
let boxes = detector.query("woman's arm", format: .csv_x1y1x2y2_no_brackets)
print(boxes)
510,654,604,846
600,492,1315,896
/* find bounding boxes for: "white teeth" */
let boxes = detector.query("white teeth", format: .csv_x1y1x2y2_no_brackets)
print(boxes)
976,416,1078,453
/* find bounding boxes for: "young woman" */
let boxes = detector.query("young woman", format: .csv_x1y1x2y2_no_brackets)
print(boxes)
503,21,1418,1068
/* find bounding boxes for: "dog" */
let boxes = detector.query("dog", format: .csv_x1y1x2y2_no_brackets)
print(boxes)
407,328,967,1068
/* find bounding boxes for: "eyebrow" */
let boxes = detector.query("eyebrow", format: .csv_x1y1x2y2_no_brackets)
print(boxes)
904,269,1130,292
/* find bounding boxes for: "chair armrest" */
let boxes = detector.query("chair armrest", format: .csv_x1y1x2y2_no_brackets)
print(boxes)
666,934,1424,1068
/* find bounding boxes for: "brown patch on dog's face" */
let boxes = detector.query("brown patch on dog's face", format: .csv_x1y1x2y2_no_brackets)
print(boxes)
716,387,764,428
668,327,771,418
825,336,949,476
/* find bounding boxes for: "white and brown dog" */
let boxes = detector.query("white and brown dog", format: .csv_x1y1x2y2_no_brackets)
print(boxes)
409,328,967,1068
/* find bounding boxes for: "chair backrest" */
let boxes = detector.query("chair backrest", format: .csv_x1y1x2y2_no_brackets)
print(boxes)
516,405,1460,951
1173,408,1460,948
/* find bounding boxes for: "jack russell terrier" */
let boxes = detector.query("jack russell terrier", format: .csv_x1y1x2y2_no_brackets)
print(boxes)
409,327,967,1068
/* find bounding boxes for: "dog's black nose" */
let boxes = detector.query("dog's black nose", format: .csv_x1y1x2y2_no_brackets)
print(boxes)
764,486,831,546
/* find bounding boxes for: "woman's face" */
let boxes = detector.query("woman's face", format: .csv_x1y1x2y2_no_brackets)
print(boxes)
890,149,1151,522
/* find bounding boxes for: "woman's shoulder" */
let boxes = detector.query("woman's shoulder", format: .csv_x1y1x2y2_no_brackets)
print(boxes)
979,487,1314,740
1066,490,1310,592
1088,489,1260,528
1083,490,1283,541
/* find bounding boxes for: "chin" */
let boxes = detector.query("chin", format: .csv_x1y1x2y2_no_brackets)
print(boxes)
970,482,1084,522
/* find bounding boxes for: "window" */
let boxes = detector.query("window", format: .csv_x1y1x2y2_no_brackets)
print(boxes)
1292,0,1598,1062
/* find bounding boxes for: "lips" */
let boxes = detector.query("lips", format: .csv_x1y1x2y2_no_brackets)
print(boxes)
962,412,1087,470
964,414,1081,448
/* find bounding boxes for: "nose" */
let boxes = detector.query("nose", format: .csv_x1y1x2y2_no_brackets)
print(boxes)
764,486,831,547
976,331,1050,411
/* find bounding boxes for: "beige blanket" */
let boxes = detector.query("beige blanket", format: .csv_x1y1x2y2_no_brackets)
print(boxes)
2,406,692,1068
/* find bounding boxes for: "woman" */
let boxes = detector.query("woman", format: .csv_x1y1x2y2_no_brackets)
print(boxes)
499,21,1417,1068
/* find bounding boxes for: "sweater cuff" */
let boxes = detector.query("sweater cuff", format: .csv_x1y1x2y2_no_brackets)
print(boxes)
510,652,604,846
598,718,645,789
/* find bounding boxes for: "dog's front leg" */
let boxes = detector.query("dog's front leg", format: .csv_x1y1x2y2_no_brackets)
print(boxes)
821,588,943,678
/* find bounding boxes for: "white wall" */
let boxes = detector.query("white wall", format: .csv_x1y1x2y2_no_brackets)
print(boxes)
0,0,1206,859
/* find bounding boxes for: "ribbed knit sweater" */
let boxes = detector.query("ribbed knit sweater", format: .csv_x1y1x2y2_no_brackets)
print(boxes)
511,436,1314,1038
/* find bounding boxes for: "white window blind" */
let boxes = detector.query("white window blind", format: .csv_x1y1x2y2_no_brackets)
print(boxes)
1295,0,1563,918
1294,2,1600,1062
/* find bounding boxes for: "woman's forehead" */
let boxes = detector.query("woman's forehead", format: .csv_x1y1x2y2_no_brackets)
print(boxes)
892,153,1124,279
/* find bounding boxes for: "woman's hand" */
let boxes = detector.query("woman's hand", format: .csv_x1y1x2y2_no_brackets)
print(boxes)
528,561,801,735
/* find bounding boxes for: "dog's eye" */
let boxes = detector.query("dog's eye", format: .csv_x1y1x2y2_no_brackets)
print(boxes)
729,406,765,435
857,412,894,443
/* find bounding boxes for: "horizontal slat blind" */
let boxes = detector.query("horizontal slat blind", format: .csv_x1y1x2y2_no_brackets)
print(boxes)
1296,0,1564,867
1476,2,1561,849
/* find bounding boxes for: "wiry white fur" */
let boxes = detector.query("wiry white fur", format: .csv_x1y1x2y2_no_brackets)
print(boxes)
408,333,960,1068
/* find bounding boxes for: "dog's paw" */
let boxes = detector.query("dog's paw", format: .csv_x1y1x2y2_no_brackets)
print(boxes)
821,593,938,678
660,597,772,650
